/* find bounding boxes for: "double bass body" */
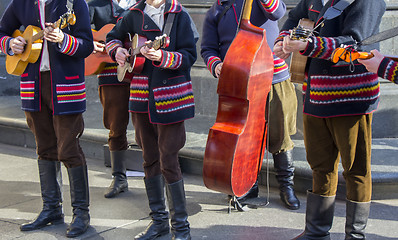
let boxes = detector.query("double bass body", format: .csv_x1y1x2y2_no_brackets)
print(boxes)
202,10,274,197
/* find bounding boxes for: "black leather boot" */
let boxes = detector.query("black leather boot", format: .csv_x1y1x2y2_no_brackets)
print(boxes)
66,165,90,238
345,199,371,240
20,159,64,231
273,150,300,210
227,180,259,211
236,180,259,202
166,179,191,240
104,150,128,198
294,191,335,240
135,175,169,240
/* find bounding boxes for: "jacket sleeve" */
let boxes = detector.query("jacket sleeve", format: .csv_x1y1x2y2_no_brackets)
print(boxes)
154,11,197,71
56,0,94,58
200,3,222,78
105,12,130,61
258,0,286,21
301,0,386,60
275,0,309,45
378,58,398,83
0,1,22,55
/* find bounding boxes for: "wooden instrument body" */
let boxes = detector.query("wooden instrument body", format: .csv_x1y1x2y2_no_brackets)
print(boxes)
117,34,149,83
85,24,115,76
6,25,43,76
129,33,146,74
331,47,398,63
289,19,314,84
203,20,274,197
117,34,170,83
5,11,75,76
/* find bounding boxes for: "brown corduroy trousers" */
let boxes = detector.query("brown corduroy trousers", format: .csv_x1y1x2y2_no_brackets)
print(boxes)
98,84,130,151
24,72,86,168
303,113,373,202
131,112,186,184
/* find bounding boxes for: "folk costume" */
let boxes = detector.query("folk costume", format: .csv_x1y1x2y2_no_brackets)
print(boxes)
0,0,93,237
201,0,300,210
378,58,398,83
105,0,197,239
275,0,386,238
88,0,135,199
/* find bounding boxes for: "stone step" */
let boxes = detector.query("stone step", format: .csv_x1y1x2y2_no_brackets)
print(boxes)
1,113,396,200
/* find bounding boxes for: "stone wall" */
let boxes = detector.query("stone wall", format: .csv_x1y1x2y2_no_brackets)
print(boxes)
182,0,398,138
1,0,398,137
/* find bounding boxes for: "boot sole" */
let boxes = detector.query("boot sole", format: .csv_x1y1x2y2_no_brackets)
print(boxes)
20,217,64,231
104,186,128,198
280,193,300,210
66,226,89,238
134,228,170,240
281,198,300,210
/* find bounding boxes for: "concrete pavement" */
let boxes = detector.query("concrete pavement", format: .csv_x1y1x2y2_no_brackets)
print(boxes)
1,94,398,200
0,65,398,239
0,142,398,240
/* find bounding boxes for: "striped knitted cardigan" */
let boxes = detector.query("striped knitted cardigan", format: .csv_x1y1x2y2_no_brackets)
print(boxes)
201,0,290,84
0,0,93,115
276,0,386,117
378,58,398,84
105,0,197,124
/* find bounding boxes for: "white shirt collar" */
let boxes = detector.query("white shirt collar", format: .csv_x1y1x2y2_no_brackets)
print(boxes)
144,2,165,30
115,0,136,10
322,0,331,6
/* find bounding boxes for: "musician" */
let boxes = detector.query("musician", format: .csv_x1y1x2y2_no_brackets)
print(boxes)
0,0,93,237
105,0,197,239
200,0,300,211
274,0,385,238
88,0,137,199
358,49,398,83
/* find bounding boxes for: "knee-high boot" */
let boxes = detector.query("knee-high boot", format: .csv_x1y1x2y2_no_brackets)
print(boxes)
295,191,335,240
135,175,169,240
166,179,190,240
20,159,64,231
273,150,300,210
66,165,90,238
104,150,128,198
345,199,371,240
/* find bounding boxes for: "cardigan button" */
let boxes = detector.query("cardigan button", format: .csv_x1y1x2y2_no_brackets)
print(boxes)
163,80,167,84
144,25,148,29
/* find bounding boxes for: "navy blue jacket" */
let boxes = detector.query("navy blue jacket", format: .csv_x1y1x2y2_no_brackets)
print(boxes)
277,0,385,117
106,0,197,124
0,0,93,115
201,0,290,84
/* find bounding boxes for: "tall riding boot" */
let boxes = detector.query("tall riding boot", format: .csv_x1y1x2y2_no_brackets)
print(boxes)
104,150,128,198
20,159,64,231
345,199,371,240
295,191,335,240
135,175,169,240
66,165,90,238
166,179,191,240
273,150,300,210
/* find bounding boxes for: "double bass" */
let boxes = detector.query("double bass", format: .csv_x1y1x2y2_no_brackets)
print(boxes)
202,0,274,199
